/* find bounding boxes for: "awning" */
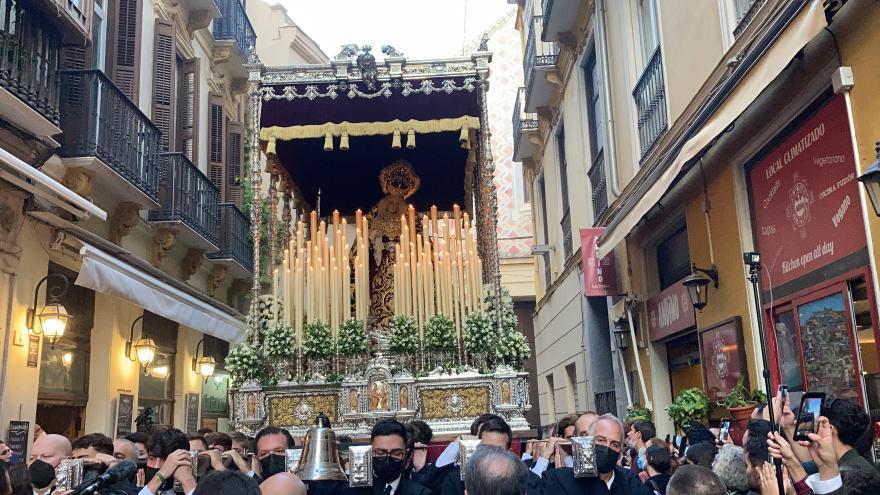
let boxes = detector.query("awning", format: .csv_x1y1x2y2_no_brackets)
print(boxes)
76,245,247,343
597,0,826,259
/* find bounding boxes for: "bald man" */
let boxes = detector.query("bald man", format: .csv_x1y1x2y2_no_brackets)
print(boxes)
114,439,140,462
29,434,71,468
260,473,307,495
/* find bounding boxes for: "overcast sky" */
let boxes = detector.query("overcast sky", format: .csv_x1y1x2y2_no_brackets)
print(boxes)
280,0,515,59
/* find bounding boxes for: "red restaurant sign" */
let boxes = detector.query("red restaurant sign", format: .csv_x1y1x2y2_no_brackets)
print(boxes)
580,228,621,296
647,278,696,341
748,94,867,288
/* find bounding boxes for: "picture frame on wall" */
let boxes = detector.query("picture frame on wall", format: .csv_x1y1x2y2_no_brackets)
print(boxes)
698,316,749,401
185,393,200,434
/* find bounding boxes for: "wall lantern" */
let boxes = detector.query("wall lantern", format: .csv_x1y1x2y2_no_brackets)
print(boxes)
613,320,630,351
62,351,73,370
26,273,72,348
151,358,171,381
126,314,157,375
858,142,880,216
192,338,216,382
682,263,719,312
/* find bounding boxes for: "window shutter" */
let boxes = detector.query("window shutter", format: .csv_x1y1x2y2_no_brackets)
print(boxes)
60,46,88,109
108,0,141,101
208,94,225,198
152,20,176,153
178,58,200,164
226,122,244,206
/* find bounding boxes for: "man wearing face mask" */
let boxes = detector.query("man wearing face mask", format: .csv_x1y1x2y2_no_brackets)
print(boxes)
253,427,295,481
345,418,431,495
541,414,653,495
139,427,197,495
28,434,71,494
626,420,655,480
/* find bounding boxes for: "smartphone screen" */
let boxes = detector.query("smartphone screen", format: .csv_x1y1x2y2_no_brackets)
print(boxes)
779,384,789,403
794,393,825,441
719,419,731,442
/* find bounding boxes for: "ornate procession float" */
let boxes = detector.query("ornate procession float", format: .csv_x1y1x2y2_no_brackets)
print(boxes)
228,43,532,438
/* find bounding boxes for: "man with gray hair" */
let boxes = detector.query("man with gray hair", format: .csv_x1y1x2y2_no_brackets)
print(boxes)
463,445,528,495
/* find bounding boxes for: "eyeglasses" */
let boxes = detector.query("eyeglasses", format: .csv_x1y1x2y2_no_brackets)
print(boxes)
0,448,10,456
373,449,406,460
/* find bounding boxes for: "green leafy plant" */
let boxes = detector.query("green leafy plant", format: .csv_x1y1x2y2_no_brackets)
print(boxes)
723,376,755,409
425,314,456,352
624,405,653,423
463,310,495,354
262,321,295,358
302,320,333,360
388,315,419,355
495,328,531,368
667,387,711,430
337,319,368,357
751,388,768,405
226,343,263,385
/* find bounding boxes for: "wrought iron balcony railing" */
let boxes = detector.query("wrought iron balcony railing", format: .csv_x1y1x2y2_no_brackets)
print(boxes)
213,0,257,61
633,47,668,158
523,15,559,99
59,69,162,201
513,87,537,158
588,157,608,224
209,203,253,273
0,0,62,125
733,0,766,38
542,0,556,33
149,153,220,247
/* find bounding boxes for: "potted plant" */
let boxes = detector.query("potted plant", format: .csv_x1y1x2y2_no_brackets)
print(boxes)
724,376,757,424
624,405,653,424
666,387,711,431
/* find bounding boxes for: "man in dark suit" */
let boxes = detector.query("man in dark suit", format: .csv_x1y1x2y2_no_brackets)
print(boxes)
541,414,653,495
346,418,431,495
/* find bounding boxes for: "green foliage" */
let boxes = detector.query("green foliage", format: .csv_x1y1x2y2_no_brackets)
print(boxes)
495,328,531,368
337,319,368,357
388,315,419,354
302,320,333,360
425,314,456,352
751,388,768,405
667,387,711,430
624,405,653,423
262,321,295,358
723,376,755,409
463,310,495,354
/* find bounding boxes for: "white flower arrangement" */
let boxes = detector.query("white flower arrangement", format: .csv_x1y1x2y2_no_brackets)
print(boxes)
388,315,419,355
302,320,334,360
246,295,283,333
463,310,495,354
262,321,295,358
495,328,531,367
337,319,368,357
226,343,262,382
483,285,517,332
425,314,456,352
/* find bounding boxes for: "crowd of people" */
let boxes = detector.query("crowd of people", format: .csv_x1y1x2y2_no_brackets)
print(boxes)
0,393,877,495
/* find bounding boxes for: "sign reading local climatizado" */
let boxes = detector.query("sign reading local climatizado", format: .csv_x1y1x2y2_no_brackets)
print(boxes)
647,279,696,342
748,94,867,288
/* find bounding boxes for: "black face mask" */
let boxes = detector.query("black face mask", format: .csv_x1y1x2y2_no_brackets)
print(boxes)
28,459,56,489
372,456,404,484
143,466,175,492
259,454,287,478
594,445,620,474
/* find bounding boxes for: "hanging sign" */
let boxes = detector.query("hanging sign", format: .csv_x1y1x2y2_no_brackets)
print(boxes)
580,228,621,296
646,278,696,341
748,94,867,288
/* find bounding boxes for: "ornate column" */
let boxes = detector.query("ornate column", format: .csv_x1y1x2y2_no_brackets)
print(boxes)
476,72,503,334
268,173,279,278
282,188,292,248
245,49,265,344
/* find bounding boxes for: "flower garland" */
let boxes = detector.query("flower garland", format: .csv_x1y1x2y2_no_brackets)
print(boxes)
495,328,531,367
388,315,419,354
262,321,295,358
337,319,368,357
425,314,456,352
226,343,262,384
463,310,495,354
302,320,334,360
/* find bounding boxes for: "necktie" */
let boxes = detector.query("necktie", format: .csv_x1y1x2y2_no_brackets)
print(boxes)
384,484,394,495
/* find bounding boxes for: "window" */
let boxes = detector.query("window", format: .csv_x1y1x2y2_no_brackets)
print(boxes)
557,126,573,260
565,363,578,412
201,335,229,419
656,226,691,290
638,0,660,61
90,0,107,71
513,162,530,209
734,0,759,20
176,57,199,162
137,311,178,426
537,175,552,286
584,46,608,222
545,374,557,420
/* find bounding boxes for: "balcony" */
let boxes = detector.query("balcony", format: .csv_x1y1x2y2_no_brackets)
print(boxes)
208,203,253,275
541,0,582,43
212,0,256,81
633,47,668,159
0,0,62,138
149,153,220,251
59,69,162,207
523,15,559,113
588,158,608,224
513,87,538,161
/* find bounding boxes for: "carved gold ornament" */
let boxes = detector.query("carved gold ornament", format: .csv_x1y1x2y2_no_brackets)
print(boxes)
270,394,338,427
419,386,489,420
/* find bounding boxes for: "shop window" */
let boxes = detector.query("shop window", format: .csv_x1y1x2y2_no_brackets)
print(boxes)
656,226,690,290
797,291,858,401
201,335,229,419
665,332,702,399
853,281,880,419
137,311,178,426
772,308,804,392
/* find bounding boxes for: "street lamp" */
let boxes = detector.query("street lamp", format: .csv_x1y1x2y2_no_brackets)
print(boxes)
858,142,880,216
126,314,157,375
26,273,72,348
193,338,216,382
682,263,719,312
150,358,170,380
613,320,630,350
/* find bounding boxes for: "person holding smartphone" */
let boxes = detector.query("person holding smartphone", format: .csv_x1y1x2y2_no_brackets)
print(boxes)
822,399,873,471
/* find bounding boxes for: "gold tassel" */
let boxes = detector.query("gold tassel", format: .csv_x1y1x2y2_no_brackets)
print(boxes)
324,132,333,151
267,137,277,156
340,131,350,150
406,129,416,149
392,129,402,149
460,125,471,149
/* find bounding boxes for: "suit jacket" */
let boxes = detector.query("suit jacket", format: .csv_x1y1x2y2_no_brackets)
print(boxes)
344,476,432,495
838,448,876,471
540,466,654,495
440,464,543,495
411,462,452,495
